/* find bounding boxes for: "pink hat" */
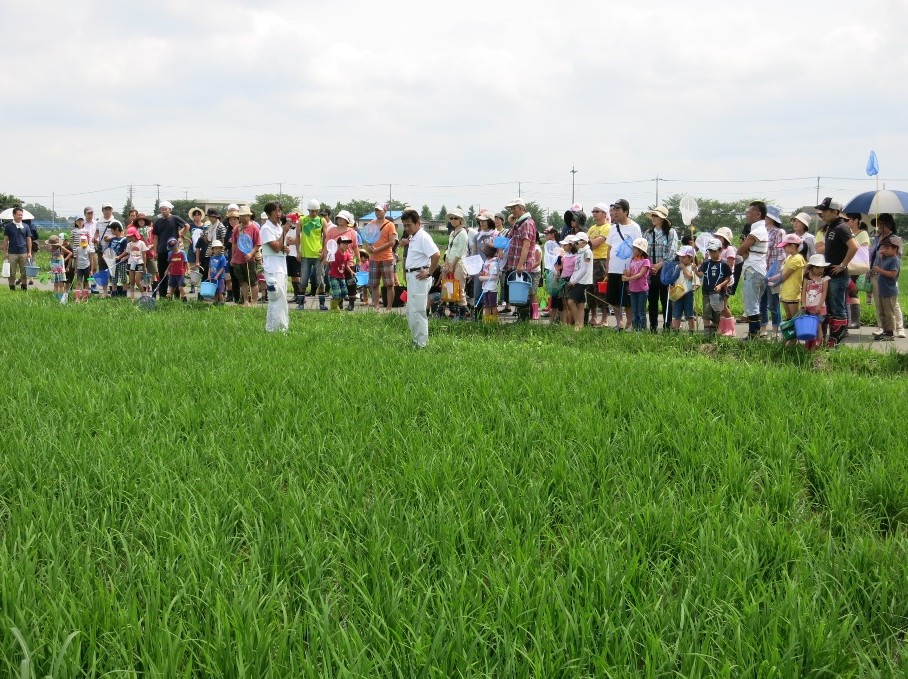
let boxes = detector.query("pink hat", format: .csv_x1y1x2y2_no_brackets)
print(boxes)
776,233,803,248
125,226,141,239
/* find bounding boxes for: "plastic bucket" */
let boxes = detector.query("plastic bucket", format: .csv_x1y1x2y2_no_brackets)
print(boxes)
92,270,110,286
189,270,202,286
596,280,607,294
200,281,218,299
355,270,370,287
493,236,510,249
25,265,40,277
507,271,531,306
794,314,819,341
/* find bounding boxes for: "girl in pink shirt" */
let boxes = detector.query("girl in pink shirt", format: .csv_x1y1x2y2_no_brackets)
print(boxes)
622,239,652,331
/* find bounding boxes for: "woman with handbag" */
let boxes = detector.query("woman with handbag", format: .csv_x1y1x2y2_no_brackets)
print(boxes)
845,213,871,328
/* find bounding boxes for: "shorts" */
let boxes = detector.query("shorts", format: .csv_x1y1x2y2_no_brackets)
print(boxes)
127,261,145,273
605,272,628,306
328,276,347,299
287,256,301,278
77,267,90,283
370,259,397,289
568,283,589,304
549,293,563,311
482,290,498,308
169,275,185,289
702,291,726,325
671,291,694,319
52,271,67,284
232,261,258,284
592,259,608,284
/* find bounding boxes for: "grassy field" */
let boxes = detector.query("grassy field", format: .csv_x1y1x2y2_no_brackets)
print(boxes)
2,294,908,677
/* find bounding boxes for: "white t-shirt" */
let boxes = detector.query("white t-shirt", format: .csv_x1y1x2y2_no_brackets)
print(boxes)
404,227,439,269
260,220,287,275
571,245,594,284
606,220,642,274
743,220,769,276
286,226,298,258
481,258,499,292
127,240,149,265
95,218,120,247
84,219,98,244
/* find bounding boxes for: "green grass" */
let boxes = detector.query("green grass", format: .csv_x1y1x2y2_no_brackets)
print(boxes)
2,294,908,676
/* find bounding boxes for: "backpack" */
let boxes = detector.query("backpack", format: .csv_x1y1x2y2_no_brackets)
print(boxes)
660,258,680,286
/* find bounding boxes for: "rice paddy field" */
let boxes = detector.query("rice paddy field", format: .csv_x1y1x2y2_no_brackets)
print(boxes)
3,293,908,677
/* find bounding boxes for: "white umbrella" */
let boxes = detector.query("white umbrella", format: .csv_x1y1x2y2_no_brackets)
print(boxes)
0,208,35,220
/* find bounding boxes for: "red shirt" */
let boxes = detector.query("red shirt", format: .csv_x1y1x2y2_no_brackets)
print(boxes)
169,250,187,276
329,249,353,279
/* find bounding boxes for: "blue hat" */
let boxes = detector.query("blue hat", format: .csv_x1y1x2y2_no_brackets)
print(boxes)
766,205,782,225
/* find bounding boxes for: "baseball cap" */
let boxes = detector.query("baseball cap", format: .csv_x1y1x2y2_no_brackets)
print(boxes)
504,198,526,208
676,245,696,257
884,236,903,254
610,199,630,212
777,233,803,248
206,208,220,218
815,197,843,212
574,232,590,242
101,202,113,209
166,237,178,247
706,238,722,251
373,202,386,212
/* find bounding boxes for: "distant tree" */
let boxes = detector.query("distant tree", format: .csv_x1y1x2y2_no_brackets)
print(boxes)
0,193,22,211
435,204,448,221
467,205,476,225
547,210,565,231
525,201,545,231
335,199,382,221
252,193,300,218
22,203,60,222
388,199,407,211
420,204,433,221
121,195,135,222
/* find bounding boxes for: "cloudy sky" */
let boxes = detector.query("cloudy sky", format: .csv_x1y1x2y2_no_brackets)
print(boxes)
3,0,906,218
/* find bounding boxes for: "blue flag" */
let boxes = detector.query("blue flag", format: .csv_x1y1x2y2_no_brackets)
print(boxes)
866,150,879,177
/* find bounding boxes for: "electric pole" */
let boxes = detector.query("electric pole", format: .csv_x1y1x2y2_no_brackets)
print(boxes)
570,166,577,204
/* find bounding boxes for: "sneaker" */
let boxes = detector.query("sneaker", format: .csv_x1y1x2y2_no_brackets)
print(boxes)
881,333,895,342
872,331,887,340
319,304,329,311
898,331,906,339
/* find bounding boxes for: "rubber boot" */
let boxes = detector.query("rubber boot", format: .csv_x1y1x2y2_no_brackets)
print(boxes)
828,318,849,346
346,297,355,311
531,302,540,320
330,299,340,311
719,316,736,336
848,302,861,329
319,294,327,311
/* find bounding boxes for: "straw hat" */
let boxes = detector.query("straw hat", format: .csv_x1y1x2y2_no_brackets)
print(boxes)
714,227,734,244
632,237,649,254
645,205,672,227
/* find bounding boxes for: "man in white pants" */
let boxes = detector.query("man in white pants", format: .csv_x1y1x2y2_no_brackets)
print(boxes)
260,201,291,333
401,209,440,348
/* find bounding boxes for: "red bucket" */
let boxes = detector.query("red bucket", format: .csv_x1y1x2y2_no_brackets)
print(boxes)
597,280,607,294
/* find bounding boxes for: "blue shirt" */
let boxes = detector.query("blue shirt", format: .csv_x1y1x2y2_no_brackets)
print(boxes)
3,222,30,254
109,236,128,256
208,254,228,280
878,255,900,298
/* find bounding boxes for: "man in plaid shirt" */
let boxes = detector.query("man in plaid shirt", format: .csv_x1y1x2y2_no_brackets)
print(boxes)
502,198,540,320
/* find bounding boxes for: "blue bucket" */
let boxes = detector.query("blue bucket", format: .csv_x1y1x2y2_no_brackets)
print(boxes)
92,270,110,286
355,270,370,287
507,271,532,306
794,314,819,341
493,236,510,249
200,281,218,299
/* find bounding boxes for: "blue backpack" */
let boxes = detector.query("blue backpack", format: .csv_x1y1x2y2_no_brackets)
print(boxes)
660,258,680,286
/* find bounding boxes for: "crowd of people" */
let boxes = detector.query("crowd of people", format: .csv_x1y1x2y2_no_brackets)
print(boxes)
1,195,903,346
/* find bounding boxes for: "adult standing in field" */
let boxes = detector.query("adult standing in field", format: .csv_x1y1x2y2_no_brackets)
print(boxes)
790,212,815,259
82,206,98,272
760,205,786,337
442,207,470,318
586,203,611,327
605,199,642,330
503,198,541,321
3,207,31,291
366,202,398,311
815,197,857,346
644,205,678,332
261,201,290,332
401,209,440,348
736,201,770,339
223,208,241,303
846,212,871,329
298,199,327,310
151,201,188,298
327,210,360,311
230,206,261,307
869,214,904,337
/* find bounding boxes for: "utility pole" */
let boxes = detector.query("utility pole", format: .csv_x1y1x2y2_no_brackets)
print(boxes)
278,183,282,202
51,192,55,230
518,181,521,198
388,184,392,208
570,166,577,204
816,176,820,205
129,184,134,206
155,184,161,212
654,174,661,205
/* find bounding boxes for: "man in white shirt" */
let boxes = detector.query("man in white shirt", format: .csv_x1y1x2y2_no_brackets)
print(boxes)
401,209,440,348
82,206,98,272
736,201,770,339
260,201,290,332
94,202,122,294
605,199,643,330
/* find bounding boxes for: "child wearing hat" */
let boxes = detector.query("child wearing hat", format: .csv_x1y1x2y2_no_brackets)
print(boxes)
872,236,902,341
698,239,733,339
47,235,70,298
207,240,228,304
327,237,355,311
622,238,652,331
167,237,188,301
74,235,93,301
776,234,806,321
671,245,699,333
801,254,830,348
566,232,594,331
124,227,149,300
108,223,128,297
478,243,501,323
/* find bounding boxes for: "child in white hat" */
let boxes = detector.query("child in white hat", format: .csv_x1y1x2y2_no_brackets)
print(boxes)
800,254,830,348
622,238,652,331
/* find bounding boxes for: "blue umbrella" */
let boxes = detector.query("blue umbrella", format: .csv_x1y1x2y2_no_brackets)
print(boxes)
842,189,908,215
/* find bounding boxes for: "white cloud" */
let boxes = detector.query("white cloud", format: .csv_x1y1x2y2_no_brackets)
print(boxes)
2,0,906,215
